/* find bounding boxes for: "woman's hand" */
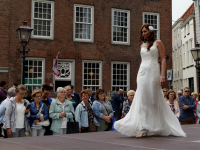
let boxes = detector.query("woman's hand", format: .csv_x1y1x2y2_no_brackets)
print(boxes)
59,112,66,118
7,128,11,136
40,116,44,122
160,77,165,87
24,108,30,114
34,120,39,124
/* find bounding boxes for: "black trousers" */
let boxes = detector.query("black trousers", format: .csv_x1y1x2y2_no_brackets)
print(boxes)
0,123,7,138
81,127,89,133
114,109,122,121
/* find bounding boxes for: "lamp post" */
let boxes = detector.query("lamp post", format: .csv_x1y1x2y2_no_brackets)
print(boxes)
191,43,200,100
16,20,33,84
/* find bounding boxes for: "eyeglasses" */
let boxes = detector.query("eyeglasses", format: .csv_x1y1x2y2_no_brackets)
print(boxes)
35,95,42,98
19,93,26,95
129,95,135,97
185,91,190,93
60,92,66,94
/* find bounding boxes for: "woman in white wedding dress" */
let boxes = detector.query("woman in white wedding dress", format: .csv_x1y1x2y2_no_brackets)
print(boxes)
114,24,186,138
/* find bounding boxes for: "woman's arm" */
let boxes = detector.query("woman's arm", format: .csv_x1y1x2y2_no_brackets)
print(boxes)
75,104,82,128
4,100,12,129
42,104,49,120
49,101,60,119
157,40,166,87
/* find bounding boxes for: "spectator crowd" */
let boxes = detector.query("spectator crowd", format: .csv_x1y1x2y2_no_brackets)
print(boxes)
0,80,199,138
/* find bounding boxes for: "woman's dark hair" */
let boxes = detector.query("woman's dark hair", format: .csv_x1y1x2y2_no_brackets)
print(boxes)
139,23,157,51
167,90,176,100
0,81,6,87
42,83,53,92
95,89,105,101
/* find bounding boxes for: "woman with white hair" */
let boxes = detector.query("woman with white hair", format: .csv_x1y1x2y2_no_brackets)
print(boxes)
0,87,16,138
49,87,74,135
122,90,135,117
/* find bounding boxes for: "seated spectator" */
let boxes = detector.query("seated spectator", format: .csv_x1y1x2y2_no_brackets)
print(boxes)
179,87,196,125
122,90,135,117
0,87,16,138
49,87,74,135
28,90,48,137
65,85,78,110
4,85,30,138
92,89,113,131
166,90,180,118
75,90,99,133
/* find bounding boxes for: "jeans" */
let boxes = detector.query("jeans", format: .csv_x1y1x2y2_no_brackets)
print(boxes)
10,128,25,138
31,128,45,137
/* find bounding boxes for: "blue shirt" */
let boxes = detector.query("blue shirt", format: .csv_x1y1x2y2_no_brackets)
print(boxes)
179,95,196,122
0,97,10,124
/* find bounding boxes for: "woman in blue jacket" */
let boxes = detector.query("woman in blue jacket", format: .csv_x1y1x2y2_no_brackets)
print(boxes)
92,89,113,131
28,90,48,137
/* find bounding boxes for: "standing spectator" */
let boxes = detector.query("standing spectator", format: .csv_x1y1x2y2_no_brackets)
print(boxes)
65,85,78,110
3,85,30,138
49,87,74,135
13,83,18,88
196,100,200,124
49,83,57,99
40,83,53,135
122,90,135,117
0,81,7,104
191,92,198,123
166,90,180,118
92,89,113,131
75,90,99,133
112,89,124,121
163,88,168,100
0,87,16,138
28,90,48,137
69,85,80,103
179,87,196,125
177,90,183,101
87,89,95,105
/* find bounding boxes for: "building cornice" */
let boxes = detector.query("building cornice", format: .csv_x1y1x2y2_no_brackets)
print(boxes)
180,13,195,29
172,18,183,28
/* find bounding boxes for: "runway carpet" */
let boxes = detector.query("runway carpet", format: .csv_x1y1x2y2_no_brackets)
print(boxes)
0,124,200,150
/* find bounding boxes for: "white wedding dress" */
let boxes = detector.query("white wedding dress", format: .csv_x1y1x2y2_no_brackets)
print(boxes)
114,41,186,137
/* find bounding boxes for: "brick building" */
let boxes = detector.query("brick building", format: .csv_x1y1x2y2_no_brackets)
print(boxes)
0,0,172,93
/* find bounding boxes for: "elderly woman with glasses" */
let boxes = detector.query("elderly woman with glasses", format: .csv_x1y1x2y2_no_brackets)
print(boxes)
28,89,49,137
166,90,180,118
4,85,30,138
122,90,135,117
92,89,113,131
49,87,74,135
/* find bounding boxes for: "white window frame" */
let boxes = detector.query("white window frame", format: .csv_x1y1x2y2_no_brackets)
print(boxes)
82,60,102,91
73,4,94,43
111,61,130,92
143,12,160,39
111,8,130,45
24,57,45,88
31,0,55,40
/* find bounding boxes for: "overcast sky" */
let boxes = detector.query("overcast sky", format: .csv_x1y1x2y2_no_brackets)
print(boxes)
172,0,194,24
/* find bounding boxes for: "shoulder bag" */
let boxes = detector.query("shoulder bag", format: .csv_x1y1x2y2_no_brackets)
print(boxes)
67,111,79,134
37,103,50,126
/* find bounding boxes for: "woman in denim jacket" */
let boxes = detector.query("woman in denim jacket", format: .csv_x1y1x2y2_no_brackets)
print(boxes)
28,90,49,137
92,89,113,131
75,90,99,133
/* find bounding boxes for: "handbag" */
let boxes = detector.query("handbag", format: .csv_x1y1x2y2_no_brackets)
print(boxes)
81,103,97,132
66,112,79,134
36,103,50,126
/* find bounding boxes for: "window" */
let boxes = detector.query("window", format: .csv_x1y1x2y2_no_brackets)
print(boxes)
111,9,130,45
24,58,45,91
111,62,130,92
31,0,54,39
82,60,102,91
73,4,94,42
143,12,160,39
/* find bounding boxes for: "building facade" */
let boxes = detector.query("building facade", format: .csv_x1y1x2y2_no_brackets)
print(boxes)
0,0,172,93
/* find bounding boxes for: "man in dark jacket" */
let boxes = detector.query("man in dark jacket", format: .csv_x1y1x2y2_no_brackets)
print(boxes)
112,89,124,121
179,87,196,125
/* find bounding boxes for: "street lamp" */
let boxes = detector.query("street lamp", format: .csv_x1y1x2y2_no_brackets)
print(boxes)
191,43,200,100
17,20,33,84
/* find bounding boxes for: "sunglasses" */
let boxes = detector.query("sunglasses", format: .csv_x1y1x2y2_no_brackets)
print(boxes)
185,91,190,93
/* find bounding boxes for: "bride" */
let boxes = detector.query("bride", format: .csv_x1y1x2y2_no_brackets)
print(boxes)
114,24,186,138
